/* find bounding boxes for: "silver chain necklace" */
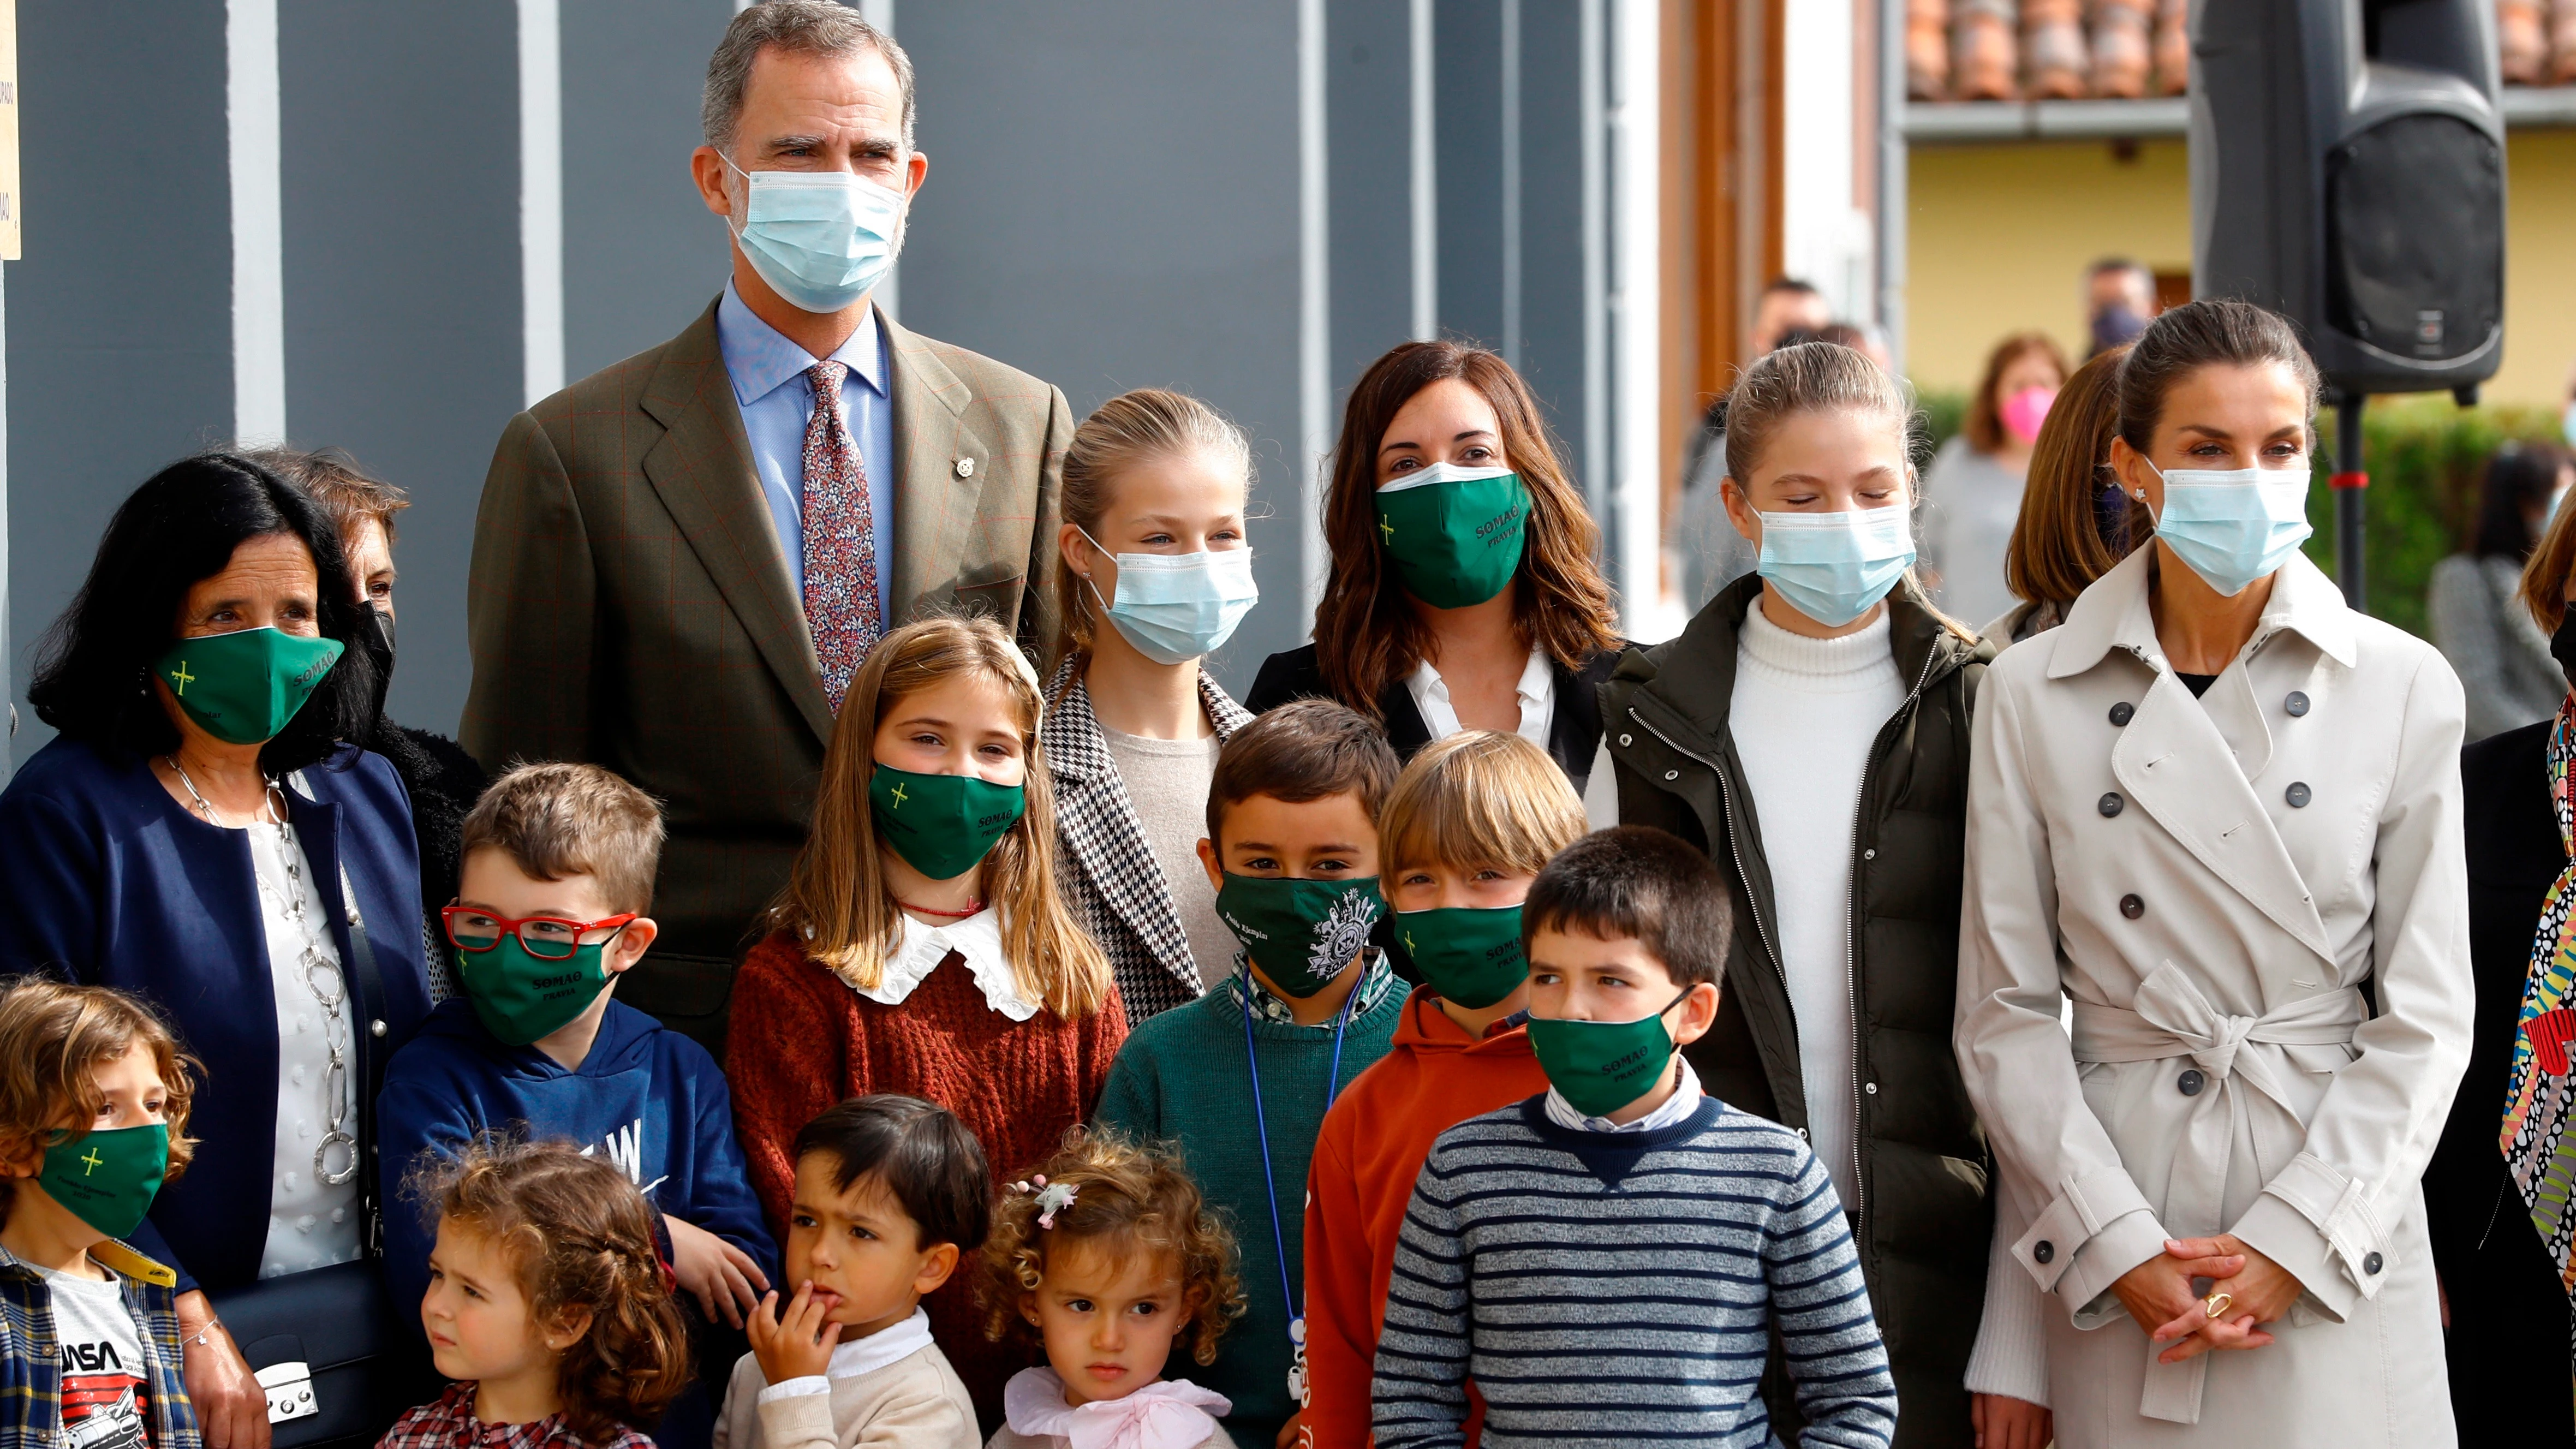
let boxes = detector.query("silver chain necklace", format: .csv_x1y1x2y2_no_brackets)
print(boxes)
168,757,360,1188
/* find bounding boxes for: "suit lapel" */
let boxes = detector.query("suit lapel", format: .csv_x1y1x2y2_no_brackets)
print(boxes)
638,302,836,745
884,310,992,620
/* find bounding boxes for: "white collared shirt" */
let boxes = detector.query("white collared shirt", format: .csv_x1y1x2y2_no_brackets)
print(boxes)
1405,645,1555,748
756,1308,935,1402
1543,1055,1706,1134
847,909,1039,1021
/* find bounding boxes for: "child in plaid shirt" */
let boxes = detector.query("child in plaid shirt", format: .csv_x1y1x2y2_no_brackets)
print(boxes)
381,1141,690,1449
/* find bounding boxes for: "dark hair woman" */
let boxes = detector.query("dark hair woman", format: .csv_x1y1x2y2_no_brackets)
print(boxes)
1955,300,2468,1444
0,453,435,1444
2428,439,2573,741
1243,341,1624,800
1919,331,2071,630
2422,487,2576,1445
1989,343,2143,643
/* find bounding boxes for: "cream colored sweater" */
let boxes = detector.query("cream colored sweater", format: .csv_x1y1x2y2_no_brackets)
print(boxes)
712,1341,980,1449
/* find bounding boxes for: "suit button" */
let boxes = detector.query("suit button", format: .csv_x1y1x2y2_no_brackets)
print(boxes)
2179,1069,2205,1096
2109,701,2135,726
2285,690,2310,717
2285,782,2311,808
2364,1251,2383,1274
2098,791,2124,818
2034,1241,2055,1264
2120,893,2145,919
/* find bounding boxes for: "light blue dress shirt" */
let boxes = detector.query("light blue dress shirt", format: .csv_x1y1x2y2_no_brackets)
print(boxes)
713,280,896,614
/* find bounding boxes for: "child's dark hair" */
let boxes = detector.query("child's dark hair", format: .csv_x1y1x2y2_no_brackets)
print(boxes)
0,980,200,1225
418,1140,690,1441
1205,698,1399,846
977,1128,1244,1366
794,1095,993,1251
1522,827,1733,988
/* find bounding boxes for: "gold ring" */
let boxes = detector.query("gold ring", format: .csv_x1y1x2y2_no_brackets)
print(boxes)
2203,1291,2233,1319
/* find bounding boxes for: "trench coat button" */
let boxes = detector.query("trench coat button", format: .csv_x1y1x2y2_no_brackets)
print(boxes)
2120,893,2145,920
2286,690,2310,717
2364,1251,2383,1274
1664,769,1680,782
2109,701,2135,726
2034,1241,2055,1264
2098,792,2125,818
2285,781,2312,808
2179,1068,2205,1096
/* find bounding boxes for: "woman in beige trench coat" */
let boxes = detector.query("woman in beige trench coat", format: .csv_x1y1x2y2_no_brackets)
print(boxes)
1954,301,2472,1447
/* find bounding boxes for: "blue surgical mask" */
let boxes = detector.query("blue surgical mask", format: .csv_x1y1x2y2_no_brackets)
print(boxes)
1754,508,1916,628
2138,461,2312,597
1081,530,1260,665
724,156,905,314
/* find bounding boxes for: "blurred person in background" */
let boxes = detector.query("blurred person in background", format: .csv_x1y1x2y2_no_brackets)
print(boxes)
1921,332,2071,629
2429,440,2573,741
2426,481,2576,1446
2086,257,2158,357
1989,345,2142,644
1675,278,1839,612
255,446,483,993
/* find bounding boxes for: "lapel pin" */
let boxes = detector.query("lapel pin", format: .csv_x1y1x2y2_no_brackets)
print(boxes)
955,457,975,479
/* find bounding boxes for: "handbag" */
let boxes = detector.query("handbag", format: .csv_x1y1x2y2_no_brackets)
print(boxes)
205,864,430,1448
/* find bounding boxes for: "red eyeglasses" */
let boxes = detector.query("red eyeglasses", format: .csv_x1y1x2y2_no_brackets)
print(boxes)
441,906,637,959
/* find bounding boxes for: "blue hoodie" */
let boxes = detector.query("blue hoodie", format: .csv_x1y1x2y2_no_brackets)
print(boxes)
376,995,779,1326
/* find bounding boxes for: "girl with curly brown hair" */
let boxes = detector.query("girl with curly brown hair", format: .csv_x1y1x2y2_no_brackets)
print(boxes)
978,1130,1245,1449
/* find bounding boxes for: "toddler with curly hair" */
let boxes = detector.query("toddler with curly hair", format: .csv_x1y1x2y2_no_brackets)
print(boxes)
979,1130,1245,1449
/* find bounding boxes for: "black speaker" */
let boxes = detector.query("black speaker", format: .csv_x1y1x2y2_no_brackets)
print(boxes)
2190,0,2506,397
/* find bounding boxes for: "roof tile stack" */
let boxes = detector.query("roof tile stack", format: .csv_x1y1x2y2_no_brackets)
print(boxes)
1907,0,2574,103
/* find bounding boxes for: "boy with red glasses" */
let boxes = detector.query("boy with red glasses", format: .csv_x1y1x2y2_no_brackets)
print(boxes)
379,762,776,1449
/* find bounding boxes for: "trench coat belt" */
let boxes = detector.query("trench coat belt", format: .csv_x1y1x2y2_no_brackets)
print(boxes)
2066,959,2368,1426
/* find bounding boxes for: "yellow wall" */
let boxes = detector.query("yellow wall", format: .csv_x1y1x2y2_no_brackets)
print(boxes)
1905,130,2576,406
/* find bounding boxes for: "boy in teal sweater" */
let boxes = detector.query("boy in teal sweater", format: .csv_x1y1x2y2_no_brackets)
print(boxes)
1093,700,1405,1449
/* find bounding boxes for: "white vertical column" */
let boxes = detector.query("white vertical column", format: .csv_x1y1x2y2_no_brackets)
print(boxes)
1609,0,1666,639
1298,0,1330,621
1409,0,1436,342
226,0,286,445
1780,0,1863,319
518,0,564,406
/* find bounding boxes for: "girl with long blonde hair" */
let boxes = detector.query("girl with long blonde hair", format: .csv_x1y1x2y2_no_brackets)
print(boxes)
726,615,1124,1423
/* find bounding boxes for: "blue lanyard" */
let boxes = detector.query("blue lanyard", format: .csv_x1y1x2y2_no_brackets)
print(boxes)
1238,970,1359,1339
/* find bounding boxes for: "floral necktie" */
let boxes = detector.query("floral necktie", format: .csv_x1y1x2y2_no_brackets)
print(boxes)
800,360,882,710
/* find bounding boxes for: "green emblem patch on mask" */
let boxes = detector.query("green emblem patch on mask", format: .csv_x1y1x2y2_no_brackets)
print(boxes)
1525,989,1691,1119
40,1123,171,1241
1217,875,1385,997
460,935,615,1046
869,764,1028,881
1396,905,1529,1010
155,627,344,746
1373,464,1530,610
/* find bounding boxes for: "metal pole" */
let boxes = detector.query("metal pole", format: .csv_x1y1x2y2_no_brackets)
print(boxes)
2331,391,2366,609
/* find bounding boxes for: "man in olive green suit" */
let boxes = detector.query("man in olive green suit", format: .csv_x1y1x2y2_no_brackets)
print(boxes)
462,4,1066,1051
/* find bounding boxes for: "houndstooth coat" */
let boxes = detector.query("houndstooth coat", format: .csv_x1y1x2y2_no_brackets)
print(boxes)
1042,659,1253,1025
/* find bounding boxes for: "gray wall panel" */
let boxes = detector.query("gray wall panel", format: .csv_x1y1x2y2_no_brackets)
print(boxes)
895,1,1302,691
562,0,735,378
1327,0,1415,393
1433,0,1502,355
1516,1,1587,467
279,0,522,736
8,4,234,755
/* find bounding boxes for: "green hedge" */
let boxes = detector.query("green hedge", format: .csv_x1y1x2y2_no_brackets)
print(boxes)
1916,389,2562,639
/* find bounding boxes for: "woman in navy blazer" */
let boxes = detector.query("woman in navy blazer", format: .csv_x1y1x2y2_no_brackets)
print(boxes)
0,454,432,1447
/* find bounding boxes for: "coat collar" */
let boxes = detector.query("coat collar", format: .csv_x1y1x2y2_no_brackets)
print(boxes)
1040,657,1253,786
2047,545,2358,682
1627,571,1978,745
882,310,992,613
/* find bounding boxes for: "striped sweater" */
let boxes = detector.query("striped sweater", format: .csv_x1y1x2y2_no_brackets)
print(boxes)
1370,1095,1897,1449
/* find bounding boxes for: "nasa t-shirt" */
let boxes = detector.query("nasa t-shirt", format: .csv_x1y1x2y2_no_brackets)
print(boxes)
41,1262,149,1448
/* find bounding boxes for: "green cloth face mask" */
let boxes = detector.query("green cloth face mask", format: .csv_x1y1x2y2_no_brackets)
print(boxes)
1373,463,1531,609
870,763,1028,881
1395,905,1529,1010
154,626,344,746
1525,989,1691,1119
460,937,614,1046
1217,875,1385,997
39,1123,171,1241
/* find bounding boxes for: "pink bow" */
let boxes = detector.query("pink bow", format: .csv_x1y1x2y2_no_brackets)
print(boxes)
1062,1390,1223,1449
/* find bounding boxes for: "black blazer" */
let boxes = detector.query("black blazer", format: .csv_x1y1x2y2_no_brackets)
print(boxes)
1244,643,1625,795
2425,715,2572,1444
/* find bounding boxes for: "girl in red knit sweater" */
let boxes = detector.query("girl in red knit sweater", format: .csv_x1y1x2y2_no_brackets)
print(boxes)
728,615,1126,1428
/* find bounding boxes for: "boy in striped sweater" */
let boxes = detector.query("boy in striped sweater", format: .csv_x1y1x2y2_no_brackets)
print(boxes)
1370,827,1898,1449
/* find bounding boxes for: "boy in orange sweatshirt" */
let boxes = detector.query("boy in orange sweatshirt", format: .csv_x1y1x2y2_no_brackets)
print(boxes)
1298,732,1589,1447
